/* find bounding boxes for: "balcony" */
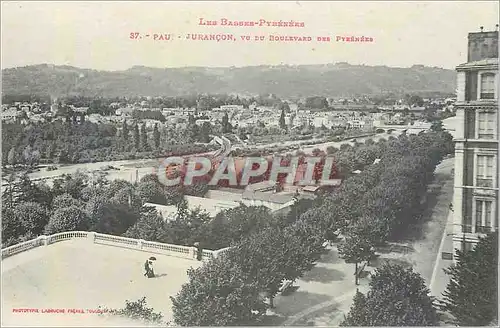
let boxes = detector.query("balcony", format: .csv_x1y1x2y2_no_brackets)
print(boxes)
480,93,495,100
477,133,496,139
455,100,498,107
476,178,494,188
475,225,494,233
456,224,496,236
472,185,497,196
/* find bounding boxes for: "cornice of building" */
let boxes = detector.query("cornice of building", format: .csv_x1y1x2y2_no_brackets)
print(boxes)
456,61,498,71
456,65,498,71
454,100,498,109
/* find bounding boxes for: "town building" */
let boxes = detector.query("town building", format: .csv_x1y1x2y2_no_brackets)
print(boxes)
452,27,499,253
1,108,22,122
144,195,241,221
220,105,244,112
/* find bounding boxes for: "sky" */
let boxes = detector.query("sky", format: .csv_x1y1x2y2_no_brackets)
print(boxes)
1,1,499,71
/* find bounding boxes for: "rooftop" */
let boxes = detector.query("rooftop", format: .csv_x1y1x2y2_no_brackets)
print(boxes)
145,195,241,219
242,190,295,204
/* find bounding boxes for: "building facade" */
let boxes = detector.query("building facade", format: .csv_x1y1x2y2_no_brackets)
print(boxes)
452,29,499,253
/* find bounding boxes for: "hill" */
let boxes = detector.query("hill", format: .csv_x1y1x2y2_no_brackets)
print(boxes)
1,63,456,98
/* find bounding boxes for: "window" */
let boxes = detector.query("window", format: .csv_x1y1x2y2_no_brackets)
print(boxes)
476,155,495,187
475,199,494,233
477,112,496,139
480,73,495,99
475,200,483,231
485,201,492,229
466,72,478,101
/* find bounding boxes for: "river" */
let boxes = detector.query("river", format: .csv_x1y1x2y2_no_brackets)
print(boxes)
3,131,402,189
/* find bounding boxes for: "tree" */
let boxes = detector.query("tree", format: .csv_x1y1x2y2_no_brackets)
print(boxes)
22,145,35,166
45,206,91,234
281,198,314,228
7,173,53,208
183,181,209,197
51,193,83,211
1,207,22,246
278,101,291,113
122,121,129,141
409,95,424,107
341,264,438,326
140,123,149,151
222,112,231,133
124,206,165,241
338,235,374,285
305,96,329,109
51,172,88,199
153,123,161,149
1,173,17,209
341,290,367,326
200,122,212,143
279,108,286,130
299,202,342,243
7,147,18,166
90,201,139,235
430,120,444,132
13,202,49,237
284,218,326,274
208,205,273,249
137,180,167,205
45,143,55,160
349,216,389,247
440,232,498,326
160,201,211,246
133,123,140,149
85,194,107,230
227,227,290,308
186,122,200,143
170,257,266,326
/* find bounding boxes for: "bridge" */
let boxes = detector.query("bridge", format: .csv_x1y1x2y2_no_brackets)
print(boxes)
375,119,457,137
374,123,432,134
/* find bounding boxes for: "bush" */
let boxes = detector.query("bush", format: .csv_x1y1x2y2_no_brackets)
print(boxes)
46,165,58,171
104,297,165,324
45,206,90,234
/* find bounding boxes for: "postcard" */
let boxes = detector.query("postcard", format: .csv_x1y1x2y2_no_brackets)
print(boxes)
1,1,499,327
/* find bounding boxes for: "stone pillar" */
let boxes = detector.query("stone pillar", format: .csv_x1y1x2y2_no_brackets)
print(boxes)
491,201,497,232
455,108,465,139
453,143,465,254
456,72,466,102
38,235,48,246
190,246,197,260
87,232,96,245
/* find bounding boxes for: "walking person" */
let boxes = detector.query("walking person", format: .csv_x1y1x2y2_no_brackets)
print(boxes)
144,257,156,278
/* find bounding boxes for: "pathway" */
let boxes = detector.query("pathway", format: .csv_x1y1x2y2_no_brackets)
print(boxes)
271,158,455,326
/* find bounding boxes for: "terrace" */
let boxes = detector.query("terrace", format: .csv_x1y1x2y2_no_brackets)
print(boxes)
1,232,228,327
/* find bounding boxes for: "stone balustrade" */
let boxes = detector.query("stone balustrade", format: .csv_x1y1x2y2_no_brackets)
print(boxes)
1,231,226,261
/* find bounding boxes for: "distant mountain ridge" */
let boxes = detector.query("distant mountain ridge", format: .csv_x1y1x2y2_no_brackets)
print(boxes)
1,63,456,98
